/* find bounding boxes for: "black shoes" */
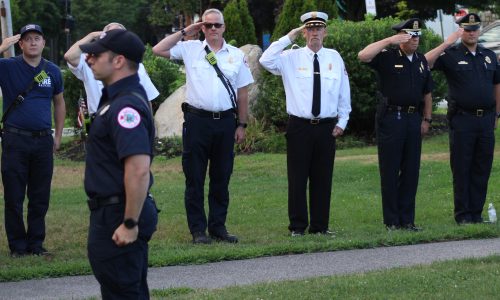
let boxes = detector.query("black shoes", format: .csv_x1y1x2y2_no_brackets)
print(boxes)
386,224,422,232
290,230,305,237
31,247,51,256
210,231,239,243
192,231,212,244
10,250,28,258
309,229,336,236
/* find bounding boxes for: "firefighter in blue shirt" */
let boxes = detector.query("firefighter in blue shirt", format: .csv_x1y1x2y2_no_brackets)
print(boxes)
0,24,66,257
80,29,158,299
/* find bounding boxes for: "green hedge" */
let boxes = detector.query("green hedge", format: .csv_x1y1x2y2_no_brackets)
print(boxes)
62,45,185,127
255,16,446,137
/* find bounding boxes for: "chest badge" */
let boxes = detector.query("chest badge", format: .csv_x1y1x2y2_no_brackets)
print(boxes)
99,104,110,116
117,107,141,129
485,56,491,64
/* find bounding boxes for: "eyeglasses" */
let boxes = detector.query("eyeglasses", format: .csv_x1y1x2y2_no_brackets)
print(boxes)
86,53,102,60
204,23,224,29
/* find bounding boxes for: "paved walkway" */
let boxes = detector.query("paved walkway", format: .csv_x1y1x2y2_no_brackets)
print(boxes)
1,238,499,299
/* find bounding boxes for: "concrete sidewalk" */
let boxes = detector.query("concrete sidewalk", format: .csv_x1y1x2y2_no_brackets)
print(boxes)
1,238,499,299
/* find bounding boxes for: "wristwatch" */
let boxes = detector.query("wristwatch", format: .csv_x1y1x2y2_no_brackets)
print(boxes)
123,218,138,229
181,29,186,36
423,118,432,124
237,122,248,128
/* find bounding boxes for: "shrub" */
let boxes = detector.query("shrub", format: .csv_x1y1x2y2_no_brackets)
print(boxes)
223,0,258,47
256,16,446,137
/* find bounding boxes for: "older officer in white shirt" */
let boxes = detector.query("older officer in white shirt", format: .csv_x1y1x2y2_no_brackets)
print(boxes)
260,11,351,237
152,8,254,244
64,22,159,114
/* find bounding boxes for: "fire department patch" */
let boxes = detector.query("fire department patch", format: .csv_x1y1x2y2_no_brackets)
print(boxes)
117,107,141,129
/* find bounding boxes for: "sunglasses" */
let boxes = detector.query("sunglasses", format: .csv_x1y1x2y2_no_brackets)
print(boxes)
204,23,224,29
403,30,422,37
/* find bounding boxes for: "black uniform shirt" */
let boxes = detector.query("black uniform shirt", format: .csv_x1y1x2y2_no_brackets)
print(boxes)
368,47,433,106
84,73,154,199
433,43,500,109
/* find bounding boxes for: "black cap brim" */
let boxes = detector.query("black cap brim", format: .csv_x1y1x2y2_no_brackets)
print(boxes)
20,29,43,38
79,42,108,55
462,25,480,31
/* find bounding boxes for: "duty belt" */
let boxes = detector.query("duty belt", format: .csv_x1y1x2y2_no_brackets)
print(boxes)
87,195,123,211
457,107,494,117
182,103,235,119
3,126,53,137
289,115,338,125
386,105,417,113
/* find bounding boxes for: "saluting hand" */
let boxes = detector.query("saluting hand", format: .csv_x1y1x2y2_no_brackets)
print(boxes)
445,28,464,46
0,34,21,53
183,22,205,37
112,224,139,247
388,33,411,45
287,25,306,42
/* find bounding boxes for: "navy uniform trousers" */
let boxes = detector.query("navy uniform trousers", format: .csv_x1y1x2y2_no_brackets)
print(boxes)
286,117,336,233
88,195,158,299
377,111,422,226
449,112,495,223
182,112,236,235
1,131,53,253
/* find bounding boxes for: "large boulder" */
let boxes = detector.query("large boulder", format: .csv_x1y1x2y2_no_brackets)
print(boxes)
155,44,263,138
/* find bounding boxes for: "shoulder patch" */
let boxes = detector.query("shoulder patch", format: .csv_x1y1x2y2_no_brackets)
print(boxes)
117,107,141,129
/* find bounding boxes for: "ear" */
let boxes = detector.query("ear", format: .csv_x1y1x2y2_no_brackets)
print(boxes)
114,55,127,69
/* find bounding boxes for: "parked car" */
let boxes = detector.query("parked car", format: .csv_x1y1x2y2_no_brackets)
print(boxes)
479,20,500,62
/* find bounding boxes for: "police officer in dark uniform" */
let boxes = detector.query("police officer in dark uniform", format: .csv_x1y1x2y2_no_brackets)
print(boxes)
0,24,66,257
359,18,433,231
80,29,158,298
425,13,500,224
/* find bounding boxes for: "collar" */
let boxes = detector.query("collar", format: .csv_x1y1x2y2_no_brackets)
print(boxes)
106,73,141,101
305,46,325,59
458,42,484,56
397,48,419,60
202,39,229,53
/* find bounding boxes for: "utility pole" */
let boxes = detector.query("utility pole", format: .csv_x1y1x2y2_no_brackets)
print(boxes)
1,0,15,58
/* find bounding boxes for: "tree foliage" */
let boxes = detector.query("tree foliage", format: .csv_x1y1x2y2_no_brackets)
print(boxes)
223,0,257,46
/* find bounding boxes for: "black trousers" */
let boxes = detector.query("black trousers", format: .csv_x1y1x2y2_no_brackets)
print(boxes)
88,196,158,299
286,117,336,233
377,112,422,226
182,112,236,235
1,131,53,253
449,112,495,223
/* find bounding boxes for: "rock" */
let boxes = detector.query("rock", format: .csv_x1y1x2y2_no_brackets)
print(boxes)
155,44,263,138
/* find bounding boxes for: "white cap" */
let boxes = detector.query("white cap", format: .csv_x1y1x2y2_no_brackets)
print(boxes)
300,11,328,28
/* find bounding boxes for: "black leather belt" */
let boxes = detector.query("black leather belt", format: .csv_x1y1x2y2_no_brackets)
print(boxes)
87,196,123,211
386,105,417,113
457,107,494,117
3,126,53,137
289,115,338,125
182,103,235,119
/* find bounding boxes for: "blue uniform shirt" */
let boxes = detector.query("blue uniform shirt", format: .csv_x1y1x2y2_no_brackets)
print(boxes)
433,43,500,109
84,73,154,199
0,56,63,130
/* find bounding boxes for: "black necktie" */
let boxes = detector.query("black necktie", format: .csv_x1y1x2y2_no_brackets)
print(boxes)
312,53,321,117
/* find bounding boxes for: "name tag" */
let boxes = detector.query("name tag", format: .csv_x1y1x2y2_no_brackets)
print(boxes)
458,61,468,65
394,65,403,68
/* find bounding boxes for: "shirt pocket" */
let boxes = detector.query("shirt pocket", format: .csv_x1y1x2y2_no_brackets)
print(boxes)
454,63,473,72
219,62,238,83
191,60,211,80
322,69,340,89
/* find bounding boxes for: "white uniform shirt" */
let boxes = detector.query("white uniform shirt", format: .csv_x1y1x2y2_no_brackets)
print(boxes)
169,40,254,112
259,35,351,129
67,54,160,114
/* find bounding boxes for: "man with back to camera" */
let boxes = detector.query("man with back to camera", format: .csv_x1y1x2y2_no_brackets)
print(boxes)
64,22,159,115
0,24,66,257
358,18,433,231
425,13,500,225
80,29,158,298
259,11,351,237
152,8,254,244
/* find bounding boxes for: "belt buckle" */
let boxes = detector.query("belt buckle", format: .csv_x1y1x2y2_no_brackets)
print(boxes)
212,112,221,120
310,118,320,125
476,109,483,117
408,106,415,113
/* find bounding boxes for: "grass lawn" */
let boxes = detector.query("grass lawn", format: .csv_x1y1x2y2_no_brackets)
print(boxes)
0,130,499,281
151,255,500,299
